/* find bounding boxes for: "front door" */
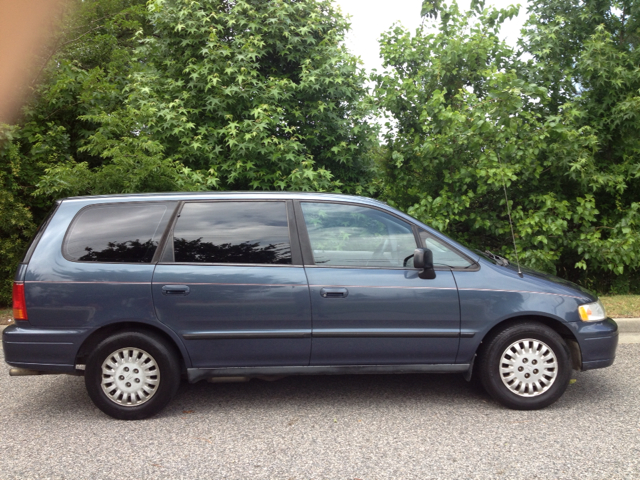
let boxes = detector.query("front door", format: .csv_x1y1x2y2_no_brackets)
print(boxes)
297,201,461,365
152,200,311,368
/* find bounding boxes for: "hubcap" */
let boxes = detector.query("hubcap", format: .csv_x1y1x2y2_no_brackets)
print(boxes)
100,348,160,406
499,339,558,397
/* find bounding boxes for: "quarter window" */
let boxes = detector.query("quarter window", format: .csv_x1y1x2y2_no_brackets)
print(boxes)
172,202,292,264
64,203,169,263
419,230,473,268
301,202,417,268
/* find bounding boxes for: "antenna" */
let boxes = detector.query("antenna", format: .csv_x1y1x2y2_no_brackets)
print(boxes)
496,152,523,277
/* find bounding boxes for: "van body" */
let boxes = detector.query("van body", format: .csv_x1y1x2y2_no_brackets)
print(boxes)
3,192,618,419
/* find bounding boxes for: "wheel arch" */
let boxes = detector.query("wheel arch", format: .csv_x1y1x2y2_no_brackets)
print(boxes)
75,321,191,372
475,315,582,371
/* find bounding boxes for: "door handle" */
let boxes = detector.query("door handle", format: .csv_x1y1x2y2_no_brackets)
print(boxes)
320,287,348,298
161,285,190,295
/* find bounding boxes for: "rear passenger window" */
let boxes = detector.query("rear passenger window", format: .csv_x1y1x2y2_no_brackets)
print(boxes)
172,202,292,264
64,203,170,263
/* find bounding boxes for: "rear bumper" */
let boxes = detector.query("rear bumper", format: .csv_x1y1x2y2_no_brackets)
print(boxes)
575,318,619,371
2,324,86,374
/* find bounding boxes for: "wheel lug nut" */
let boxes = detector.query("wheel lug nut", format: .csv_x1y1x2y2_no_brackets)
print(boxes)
135,378,140,383
524,373,530,379
532,360,537,365
134,369,139,374
126,382,131,387
124,367,129,372
533,369,539,374
518,367,524,372
522,358,528,363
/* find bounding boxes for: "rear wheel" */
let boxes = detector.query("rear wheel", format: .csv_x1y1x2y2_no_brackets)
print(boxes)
478,322,572,410
85,331,180,420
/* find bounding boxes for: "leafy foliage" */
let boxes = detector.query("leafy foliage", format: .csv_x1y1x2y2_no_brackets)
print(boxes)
2,0,640,304
0,0,375,304
0,0,155,303
375,0,640,291
34,0,377,197
124,0,377,193
0,127,39,304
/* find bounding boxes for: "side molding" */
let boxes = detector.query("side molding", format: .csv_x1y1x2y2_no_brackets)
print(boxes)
187,363,470,383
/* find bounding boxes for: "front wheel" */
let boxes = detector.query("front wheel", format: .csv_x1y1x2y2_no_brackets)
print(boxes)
85,331,181,420
478,322,572,410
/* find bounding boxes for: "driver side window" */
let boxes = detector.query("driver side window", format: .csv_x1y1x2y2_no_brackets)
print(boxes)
300,202,417,268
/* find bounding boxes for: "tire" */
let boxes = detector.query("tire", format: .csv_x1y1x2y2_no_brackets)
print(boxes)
478,322,572,410
85,331,181,420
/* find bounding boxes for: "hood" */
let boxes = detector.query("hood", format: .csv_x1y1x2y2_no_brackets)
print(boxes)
503,263,597,301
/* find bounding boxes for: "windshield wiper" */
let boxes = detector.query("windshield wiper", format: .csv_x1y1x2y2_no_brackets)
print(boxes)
483,250,510,267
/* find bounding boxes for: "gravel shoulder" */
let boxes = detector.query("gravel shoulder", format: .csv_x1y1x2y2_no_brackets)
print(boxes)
0,343,638,479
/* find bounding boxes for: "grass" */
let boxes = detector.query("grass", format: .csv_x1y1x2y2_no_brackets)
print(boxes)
0,308,12,326
600,295,640,318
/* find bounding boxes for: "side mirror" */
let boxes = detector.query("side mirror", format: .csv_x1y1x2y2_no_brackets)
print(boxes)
414,248,436,279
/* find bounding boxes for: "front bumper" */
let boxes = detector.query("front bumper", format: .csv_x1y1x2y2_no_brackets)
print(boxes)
575,318,618,371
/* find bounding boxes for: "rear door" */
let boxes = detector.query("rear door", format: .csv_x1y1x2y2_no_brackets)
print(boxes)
152,200,311,368
297,201,461,365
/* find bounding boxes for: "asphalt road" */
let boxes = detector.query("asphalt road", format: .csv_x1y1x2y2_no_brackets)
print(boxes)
0,345,639,480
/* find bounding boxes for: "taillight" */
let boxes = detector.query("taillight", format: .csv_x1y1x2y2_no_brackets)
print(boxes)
12,282,28,321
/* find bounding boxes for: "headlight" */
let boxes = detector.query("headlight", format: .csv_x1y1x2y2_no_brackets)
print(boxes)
578,300,607,322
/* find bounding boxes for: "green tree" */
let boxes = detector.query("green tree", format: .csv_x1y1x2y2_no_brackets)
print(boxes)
127,0,376,193
0,0,154,304
521,0,640,290
375,0,640,292
0,0,376,304
36,0,377,196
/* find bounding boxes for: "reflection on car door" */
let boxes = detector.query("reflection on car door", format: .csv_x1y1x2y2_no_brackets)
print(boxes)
152,200,311,368
297,201,461,365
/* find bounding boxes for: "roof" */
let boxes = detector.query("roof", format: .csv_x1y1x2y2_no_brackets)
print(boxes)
61,191,389,208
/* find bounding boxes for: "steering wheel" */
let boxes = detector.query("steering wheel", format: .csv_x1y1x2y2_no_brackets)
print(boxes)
366,238,390,267
403,253,414,267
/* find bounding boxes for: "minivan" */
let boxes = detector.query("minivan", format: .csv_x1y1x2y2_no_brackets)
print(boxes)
3,192,618,419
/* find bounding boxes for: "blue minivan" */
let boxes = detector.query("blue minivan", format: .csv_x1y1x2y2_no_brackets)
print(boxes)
3,192,618,419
